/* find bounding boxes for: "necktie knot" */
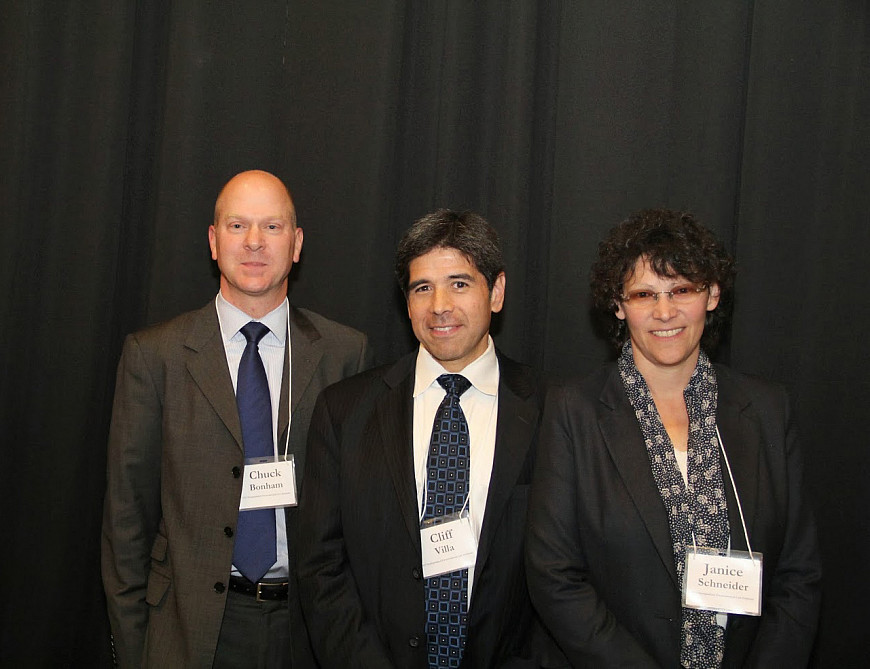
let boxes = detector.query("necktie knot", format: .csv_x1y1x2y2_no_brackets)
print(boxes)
240,321,270,345
437,373,471,397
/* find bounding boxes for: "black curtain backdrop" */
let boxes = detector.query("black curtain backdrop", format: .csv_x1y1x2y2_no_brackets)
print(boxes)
1,2,867,666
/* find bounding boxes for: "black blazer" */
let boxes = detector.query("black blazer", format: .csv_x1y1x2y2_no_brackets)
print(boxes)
525,363,822,668
297,351,563,668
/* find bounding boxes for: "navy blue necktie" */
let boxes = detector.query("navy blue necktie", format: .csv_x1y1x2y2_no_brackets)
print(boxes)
424,374,472,669
232,321,277,583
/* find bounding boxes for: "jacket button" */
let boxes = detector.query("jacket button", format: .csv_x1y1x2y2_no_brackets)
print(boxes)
224,527,233,537
232,467,241,478
411,567,422,580
214,582,225,593
408,636,420,648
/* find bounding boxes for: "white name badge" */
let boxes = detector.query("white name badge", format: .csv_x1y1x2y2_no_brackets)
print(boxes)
238,456,298,511
420,512,477,578
683,547,762,616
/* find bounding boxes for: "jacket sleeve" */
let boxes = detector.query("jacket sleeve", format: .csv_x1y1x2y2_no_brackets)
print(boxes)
296,389,395,668
100,334,164,668
525,384,659,667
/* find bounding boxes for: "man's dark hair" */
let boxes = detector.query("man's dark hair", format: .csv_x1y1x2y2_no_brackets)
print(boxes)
590,208,736,350
395,209,504,295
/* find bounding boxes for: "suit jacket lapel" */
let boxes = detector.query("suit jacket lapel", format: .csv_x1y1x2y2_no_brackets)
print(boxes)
473,356,538,581
598,368,681,589
715,368,761,552
288,306,323,425
377,355,421,546
185,302,243,450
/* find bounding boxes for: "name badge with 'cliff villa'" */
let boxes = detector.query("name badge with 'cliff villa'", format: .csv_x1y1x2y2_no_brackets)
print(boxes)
238,455,298,511
420,511,477,578
683,547,762,616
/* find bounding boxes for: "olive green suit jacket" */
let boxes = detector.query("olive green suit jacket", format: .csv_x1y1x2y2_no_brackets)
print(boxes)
102,300,369,668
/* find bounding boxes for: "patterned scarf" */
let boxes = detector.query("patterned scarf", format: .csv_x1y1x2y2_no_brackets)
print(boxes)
618,341,729,668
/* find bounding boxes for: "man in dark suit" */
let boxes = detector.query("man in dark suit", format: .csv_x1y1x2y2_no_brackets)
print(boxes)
101,170,369,668
297,210,560,668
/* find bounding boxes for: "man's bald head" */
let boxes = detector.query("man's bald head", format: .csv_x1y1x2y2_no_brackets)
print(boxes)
214,170,296,227
208,169,303,317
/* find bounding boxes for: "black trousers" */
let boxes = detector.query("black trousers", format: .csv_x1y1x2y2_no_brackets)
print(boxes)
213,589,292,668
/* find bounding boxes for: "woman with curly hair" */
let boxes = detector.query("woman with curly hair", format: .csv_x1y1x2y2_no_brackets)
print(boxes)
526,209,821,667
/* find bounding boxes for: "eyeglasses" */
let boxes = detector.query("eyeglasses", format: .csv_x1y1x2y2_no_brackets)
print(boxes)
620,283,708,306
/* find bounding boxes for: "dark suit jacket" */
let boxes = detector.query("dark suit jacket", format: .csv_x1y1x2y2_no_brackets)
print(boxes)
297,351,563,668
525,363,822,668
101,300,369,668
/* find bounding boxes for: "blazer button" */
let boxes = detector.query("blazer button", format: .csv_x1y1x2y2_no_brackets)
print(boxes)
224,527,233,537
408,636,420,648
232,467,241,478
411,567,422,580
214,582,225,594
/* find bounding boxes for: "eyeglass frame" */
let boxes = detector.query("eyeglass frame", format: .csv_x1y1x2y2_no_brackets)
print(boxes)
619,283,710,305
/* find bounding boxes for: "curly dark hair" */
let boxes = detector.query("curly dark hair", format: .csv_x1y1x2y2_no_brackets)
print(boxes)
590,208,736,350
395,209,504,295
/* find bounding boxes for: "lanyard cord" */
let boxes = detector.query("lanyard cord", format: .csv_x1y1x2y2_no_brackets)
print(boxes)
716,426,757,564
282,309,292,460
418,387,498,523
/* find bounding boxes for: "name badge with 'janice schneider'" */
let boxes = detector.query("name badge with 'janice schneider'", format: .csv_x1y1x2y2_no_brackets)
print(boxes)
683,547,762,616
420,511,477,578
238,456,298,511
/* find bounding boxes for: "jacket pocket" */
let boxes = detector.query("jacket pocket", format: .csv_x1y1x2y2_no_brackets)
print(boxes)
145,568,170,606
145,532,171,606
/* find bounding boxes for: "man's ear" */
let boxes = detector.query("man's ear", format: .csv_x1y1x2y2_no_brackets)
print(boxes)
208,225,218,261
490,272,506,313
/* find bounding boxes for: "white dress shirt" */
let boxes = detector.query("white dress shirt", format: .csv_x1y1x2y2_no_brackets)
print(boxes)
412,336,499,602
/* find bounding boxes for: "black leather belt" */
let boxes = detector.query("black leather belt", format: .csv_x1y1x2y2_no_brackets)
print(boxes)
229,575,289,601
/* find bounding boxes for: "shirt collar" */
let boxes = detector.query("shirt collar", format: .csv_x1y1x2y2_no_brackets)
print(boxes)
215,292,289,346
412,336,499,397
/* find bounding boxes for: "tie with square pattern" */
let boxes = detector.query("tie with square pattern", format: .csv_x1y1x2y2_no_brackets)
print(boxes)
232,321,277,583
424,373,472,668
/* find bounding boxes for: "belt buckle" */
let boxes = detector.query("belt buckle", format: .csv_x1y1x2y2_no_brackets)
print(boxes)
255,580,287,601
256,582,267,602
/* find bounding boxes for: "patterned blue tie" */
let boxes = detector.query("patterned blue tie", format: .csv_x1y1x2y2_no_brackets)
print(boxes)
424,374,472,669
232,321,277,583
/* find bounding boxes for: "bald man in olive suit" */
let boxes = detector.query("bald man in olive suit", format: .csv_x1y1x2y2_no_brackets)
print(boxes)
102,170,369,668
